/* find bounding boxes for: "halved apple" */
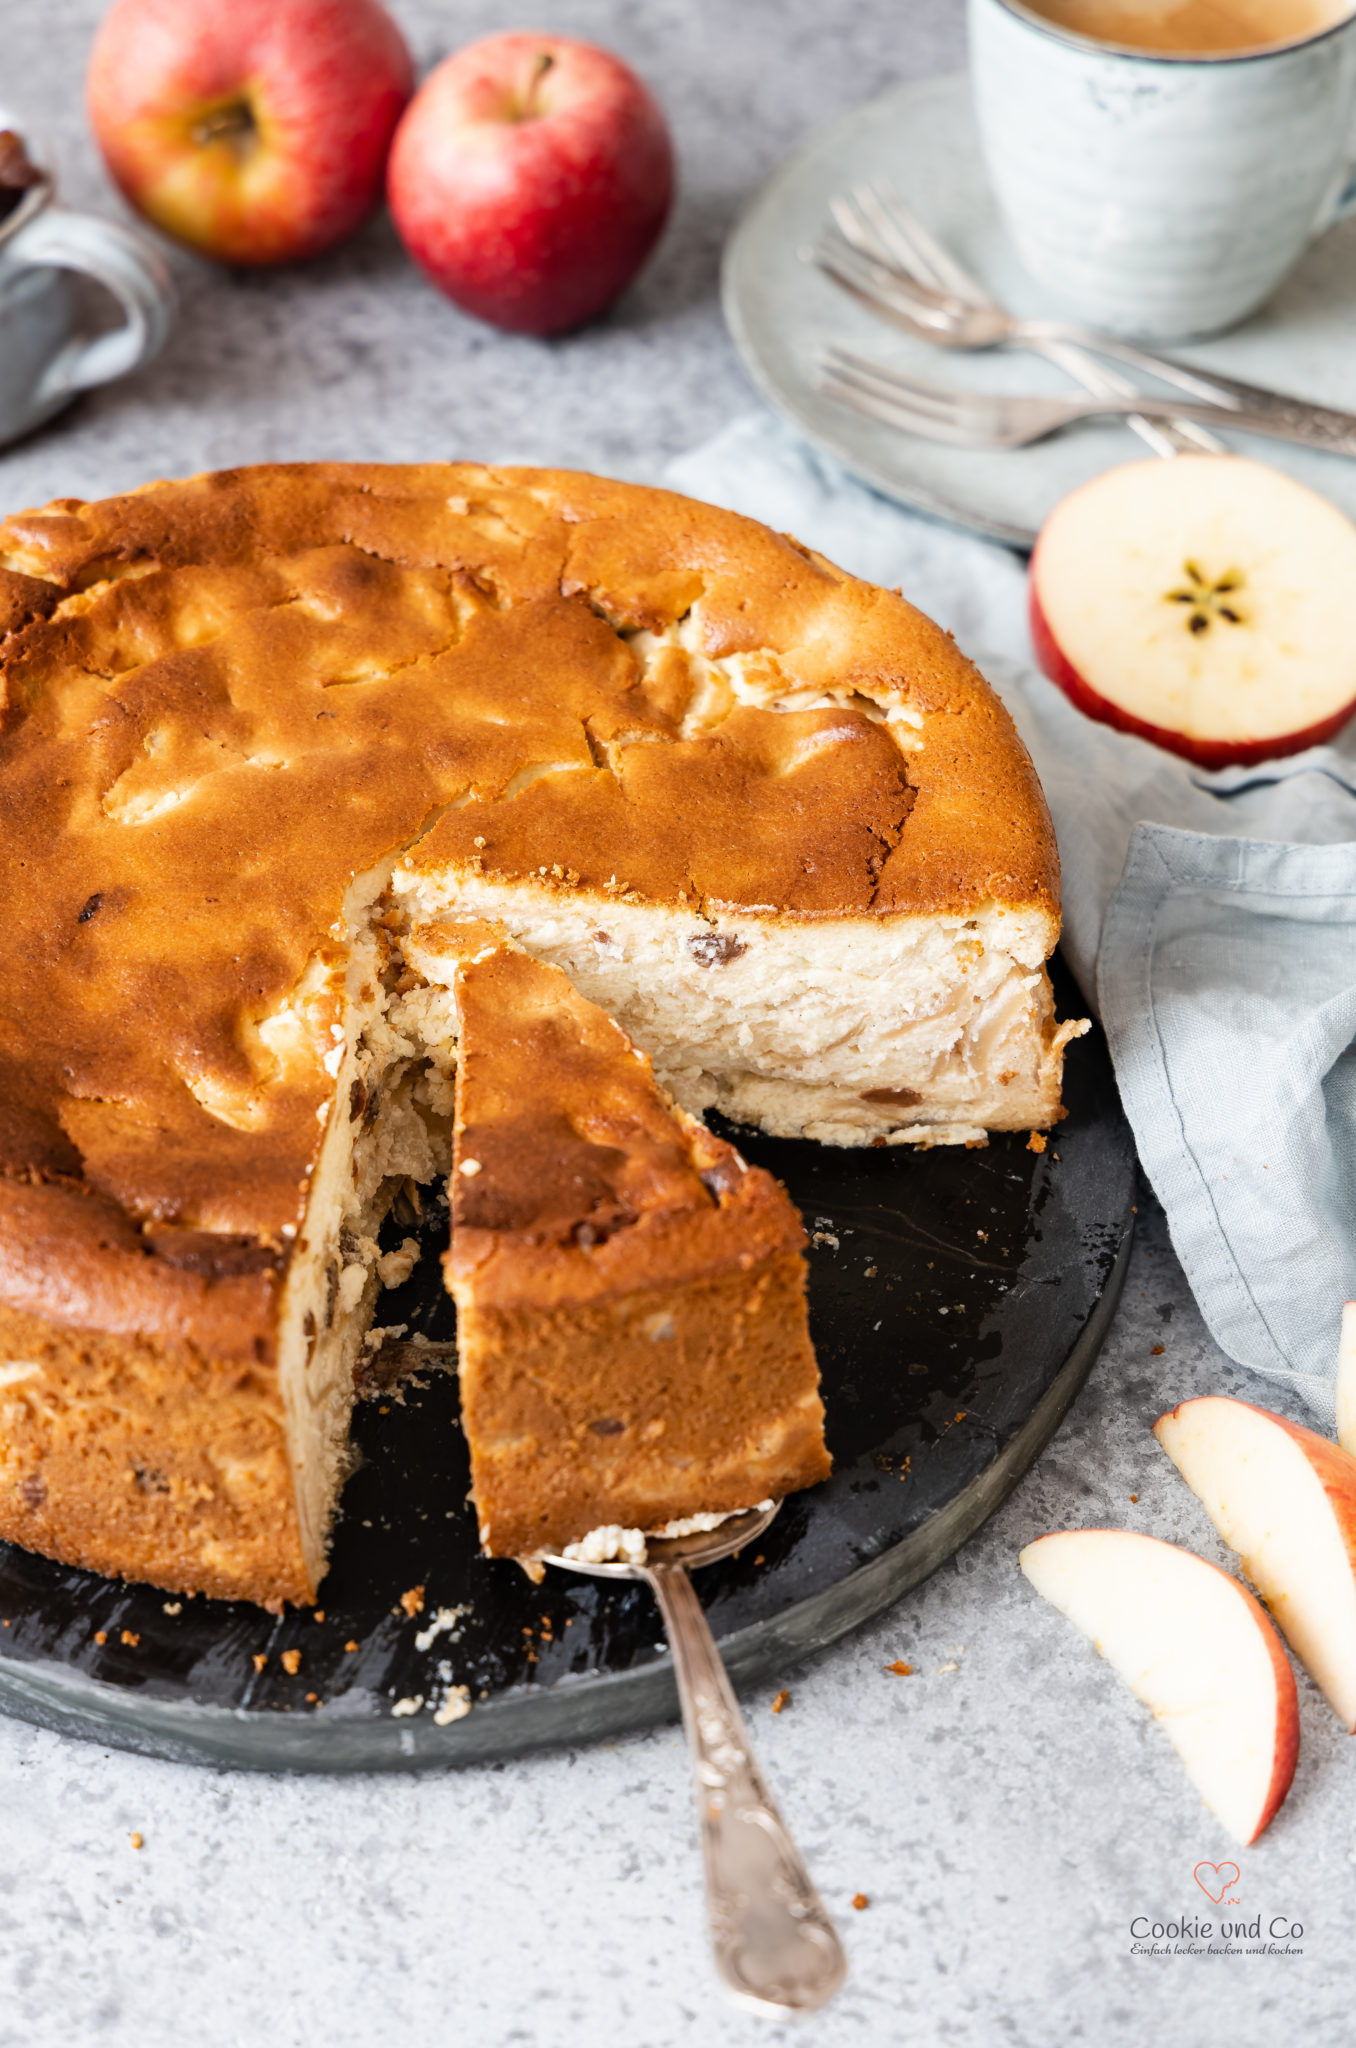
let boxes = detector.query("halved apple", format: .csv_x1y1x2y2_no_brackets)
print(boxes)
1336,1302,1356,1458
1155,1394,1356,1731
1029,455,1356,768
1020,1528,1298,1845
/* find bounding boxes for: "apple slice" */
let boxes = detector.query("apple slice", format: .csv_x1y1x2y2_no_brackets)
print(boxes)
1336,1302,1356,1458
1020,1528,1298,1845
1029,455,1356,768
1155,1394,1356,1730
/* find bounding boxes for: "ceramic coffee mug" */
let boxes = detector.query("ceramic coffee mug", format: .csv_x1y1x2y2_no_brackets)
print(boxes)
968,0,1356,340
0,131,174,449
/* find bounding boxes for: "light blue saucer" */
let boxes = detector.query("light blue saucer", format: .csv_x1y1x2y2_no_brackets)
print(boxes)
722,71,1356,551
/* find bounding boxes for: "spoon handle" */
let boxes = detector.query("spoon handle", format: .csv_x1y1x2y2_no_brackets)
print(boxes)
646,1560,847,2016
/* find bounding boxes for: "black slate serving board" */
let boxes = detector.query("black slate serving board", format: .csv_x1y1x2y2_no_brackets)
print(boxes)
0,959,1134,1772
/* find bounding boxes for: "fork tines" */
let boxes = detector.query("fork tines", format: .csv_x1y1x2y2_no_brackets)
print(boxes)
816,346,992,447
830,183,979,305
810,232,959,334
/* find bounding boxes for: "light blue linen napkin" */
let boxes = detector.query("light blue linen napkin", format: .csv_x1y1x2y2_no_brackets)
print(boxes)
664,412,1356,1419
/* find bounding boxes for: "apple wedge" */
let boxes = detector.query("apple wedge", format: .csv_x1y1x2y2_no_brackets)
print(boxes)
1029,455,1356,768
1336,1302,1356,1458
1155,1394,1356,1731
1020,1528,1298,1845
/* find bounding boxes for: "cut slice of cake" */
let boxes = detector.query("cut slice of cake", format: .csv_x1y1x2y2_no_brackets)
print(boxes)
415,921,829,1559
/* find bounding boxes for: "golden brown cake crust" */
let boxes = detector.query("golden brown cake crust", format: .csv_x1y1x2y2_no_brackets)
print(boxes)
0,462,1057,1337
0,462,1056,1597
441,931,829,1557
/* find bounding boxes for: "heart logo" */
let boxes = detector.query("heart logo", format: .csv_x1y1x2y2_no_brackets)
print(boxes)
1193,1861,1241,1904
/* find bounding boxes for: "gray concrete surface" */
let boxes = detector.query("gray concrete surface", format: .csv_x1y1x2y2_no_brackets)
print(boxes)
1,4,1352,2044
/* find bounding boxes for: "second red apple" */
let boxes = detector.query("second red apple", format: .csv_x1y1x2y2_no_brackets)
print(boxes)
387,33,675,336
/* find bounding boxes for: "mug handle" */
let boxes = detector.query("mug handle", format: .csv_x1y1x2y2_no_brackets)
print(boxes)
8,205,175,401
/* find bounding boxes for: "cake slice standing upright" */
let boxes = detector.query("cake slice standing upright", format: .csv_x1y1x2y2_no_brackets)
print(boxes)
418,921,830,1560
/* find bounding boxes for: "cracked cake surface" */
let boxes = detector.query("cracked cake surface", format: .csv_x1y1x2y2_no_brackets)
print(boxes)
0,462,1078,1605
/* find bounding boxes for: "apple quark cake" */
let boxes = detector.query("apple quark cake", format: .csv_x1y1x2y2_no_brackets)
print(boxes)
0,463,1082,1604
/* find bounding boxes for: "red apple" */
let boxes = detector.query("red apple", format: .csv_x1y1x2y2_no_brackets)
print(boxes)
87,0,413,266
1155,1394,1356,1731
1021,1528,1298,1845
1029,455,1356,769
387,33,675,336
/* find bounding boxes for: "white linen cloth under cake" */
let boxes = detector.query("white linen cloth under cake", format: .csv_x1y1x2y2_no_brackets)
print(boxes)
664,412,1356,1421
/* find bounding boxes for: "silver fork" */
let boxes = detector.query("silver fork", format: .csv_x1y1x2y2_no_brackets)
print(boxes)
817,345,1356,456
817,185,1220,459
542,1503,848,2018
817,185,1356,455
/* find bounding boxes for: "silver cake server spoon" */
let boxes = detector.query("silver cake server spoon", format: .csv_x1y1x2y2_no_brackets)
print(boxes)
542,1503,848,2018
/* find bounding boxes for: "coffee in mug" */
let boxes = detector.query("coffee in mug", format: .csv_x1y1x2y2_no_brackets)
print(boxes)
970,0,1356,339
1021,0,1353,55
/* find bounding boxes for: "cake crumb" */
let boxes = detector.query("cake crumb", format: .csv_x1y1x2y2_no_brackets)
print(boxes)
433,1684,472,1726
391,1694,424,1717
162,1601,182,1616
885,1660,913,1676
120,1631,140,1648
252,1653,268,1673
305,1692,319,1704
129,1833,144,1851
852,1893,869,1911
377,1237,421,1289
281,1648,302,1676
1027,1131,1046,1153
414,1604,470,1653
1151,1343,1165,1356
344,1639,360,1654
934,1661,959,1675
770,1689,790,1714
94,1630,108,1646
399,1584,426,1619
1130,1493,1139,1503
313,1609,325,1623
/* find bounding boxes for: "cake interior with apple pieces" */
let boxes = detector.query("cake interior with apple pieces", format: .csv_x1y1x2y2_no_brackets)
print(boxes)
0,461,1084,1606
407,919,828,1562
